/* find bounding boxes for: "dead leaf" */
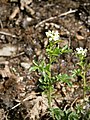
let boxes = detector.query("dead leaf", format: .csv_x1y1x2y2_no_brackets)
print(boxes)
0,61,11,78
30,95,48,120
76,34,85,40
20,0,32,10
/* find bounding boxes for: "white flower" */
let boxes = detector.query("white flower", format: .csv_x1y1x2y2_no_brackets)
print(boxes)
46,30,52,38
46,30,60,41
76,47,87,56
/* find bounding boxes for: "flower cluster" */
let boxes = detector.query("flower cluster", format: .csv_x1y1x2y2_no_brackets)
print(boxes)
76,47,87,56
46,30,60,41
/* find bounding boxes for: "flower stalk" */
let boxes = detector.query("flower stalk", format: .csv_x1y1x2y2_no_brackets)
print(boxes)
76,47,87,100
30,30,72,119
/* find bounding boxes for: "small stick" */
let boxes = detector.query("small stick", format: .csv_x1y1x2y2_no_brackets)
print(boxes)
9,7,20,20
10,52,25,59
70,97,79,111
9,92,37,110
35,9,77,28
10,103,21,110
0,31,17,38
0,20,3,29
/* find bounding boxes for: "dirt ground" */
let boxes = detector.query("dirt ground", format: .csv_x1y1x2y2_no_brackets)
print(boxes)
0,0,90,120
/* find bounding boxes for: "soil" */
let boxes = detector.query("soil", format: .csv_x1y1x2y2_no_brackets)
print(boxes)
0,0,90,120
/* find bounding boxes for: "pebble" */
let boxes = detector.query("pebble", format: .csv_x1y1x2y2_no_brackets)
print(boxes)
21,62,31,69
0,45,17,56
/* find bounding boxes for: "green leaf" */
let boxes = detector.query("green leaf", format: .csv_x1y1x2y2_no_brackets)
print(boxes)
46,47,60,56
29,66,39,71
68,112,79,120
56,74,72,86
72,69,81,77
60,45,72,54
52,47,60,56
44,64,50,74
50,108,64,120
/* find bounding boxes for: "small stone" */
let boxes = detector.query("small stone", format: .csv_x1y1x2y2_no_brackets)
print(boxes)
0,45,17,56
22,17,32,28
21,62,31,69
25,45,33,57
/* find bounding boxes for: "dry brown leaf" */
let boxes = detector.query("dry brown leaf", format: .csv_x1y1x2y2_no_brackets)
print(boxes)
20,0,32,10
0,109,5,120
76,34,85,40
0,61,11,78
30,95,48,120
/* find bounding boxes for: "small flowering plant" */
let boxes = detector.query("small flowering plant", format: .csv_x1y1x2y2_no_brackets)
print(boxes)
74,47,88,100
76,47,87,68
46,30,60,41
76,47,87,62
46,30,71,62
30,30,72,119
76,47,87,56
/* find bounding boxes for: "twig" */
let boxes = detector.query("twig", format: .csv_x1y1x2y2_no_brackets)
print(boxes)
9,92,37,110
9,96,31,110
10,52,25,59
0,31,17,38
9,7,20,20
10,103,21,110
0,20,3,28
35,9,77,28
70,97,79,111
64,104,70,111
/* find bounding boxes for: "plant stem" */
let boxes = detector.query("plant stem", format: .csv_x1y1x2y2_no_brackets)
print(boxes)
48,55,52,109
81,64,86,101
48,85,56,120
48,86,52,108
83,71,86,100
49,56,55,120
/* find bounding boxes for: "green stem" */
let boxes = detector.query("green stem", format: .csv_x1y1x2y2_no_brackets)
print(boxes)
48,55,55,119
83,71,86,100
48,86,55,120
81,64,86,101
48,55,52,109
48,86,52,108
